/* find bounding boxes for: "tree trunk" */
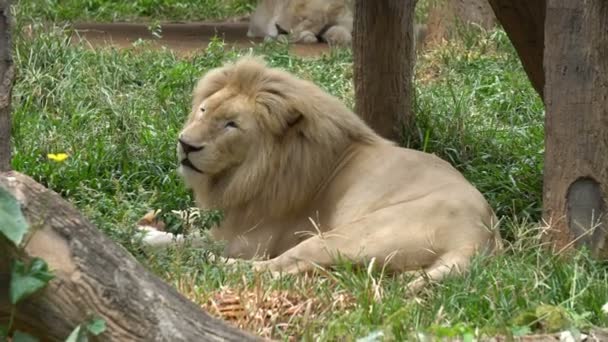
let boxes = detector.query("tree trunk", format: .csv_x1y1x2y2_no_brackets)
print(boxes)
487,0,545,99
0,0,14,172
0,172,262,341
352,0,416,142
542,0,608,258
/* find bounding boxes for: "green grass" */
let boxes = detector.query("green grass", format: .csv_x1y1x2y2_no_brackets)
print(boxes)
7,1,608,340
412,27,545,226
16,0,255,23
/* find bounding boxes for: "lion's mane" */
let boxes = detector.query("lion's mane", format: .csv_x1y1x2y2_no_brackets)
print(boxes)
189,57,388,218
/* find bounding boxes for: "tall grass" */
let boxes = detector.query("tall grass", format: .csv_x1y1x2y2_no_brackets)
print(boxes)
16,0,255,22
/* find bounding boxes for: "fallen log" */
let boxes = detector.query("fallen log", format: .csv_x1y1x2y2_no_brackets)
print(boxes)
0,171,261,341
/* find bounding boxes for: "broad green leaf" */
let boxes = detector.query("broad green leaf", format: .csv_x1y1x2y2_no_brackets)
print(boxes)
12,330,39,342
0,187,29,246
10,258,55,304
86,317,106,336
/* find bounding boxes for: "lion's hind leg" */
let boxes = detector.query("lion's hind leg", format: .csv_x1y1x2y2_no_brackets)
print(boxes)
404,250,473,295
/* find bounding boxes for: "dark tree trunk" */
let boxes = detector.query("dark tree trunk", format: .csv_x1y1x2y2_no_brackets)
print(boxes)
542,0,608,258
0,172,262,341
487,0,545,99
0,0,14,172
352,0,416,142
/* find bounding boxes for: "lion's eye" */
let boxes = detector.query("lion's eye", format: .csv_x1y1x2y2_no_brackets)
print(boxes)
200,107,206,112
225,121,238,129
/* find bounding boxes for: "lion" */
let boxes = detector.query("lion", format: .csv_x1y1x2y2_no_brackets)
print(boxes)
247,0,428,50
247,0,354,45
162,56,502,293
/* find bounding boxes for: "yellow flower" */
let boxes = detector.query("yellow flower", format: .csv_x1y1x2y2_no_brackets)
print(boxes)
47,153,69,162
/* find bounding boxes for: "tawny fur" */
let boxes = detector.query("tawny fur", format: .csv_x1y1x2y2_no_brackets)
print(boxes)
247,0,354,45
247,0,428,50
169,56,502,293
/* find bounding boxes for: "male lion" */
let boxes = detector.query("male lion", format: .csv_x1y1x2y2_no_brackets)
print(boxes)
171,57,502,293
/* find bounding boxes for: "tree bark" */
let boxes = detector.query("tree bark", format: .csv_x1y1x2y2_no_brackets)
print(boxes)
0,0,14,172
352,0,416,142
0,172,262,341
487,0,545,99
542,0,608,258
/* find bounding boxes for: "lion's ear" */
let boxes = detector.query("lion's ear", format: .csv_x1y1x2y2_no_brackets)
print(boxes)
257,90,306,135
286,113,304,128
271,110,305,136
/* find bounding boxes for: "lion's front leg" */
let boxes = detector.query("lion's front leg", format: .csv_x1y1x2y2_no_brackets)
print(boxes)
251,232,346,275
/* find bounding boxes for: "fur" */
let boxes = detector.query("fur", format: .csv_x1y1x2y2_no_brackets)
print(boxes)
247,0,354,45
166,56,503,294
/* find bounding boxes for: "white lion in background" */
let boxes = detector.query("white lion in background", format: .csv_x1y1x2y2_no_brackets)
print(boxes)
246,0,427,49
247,0,354,45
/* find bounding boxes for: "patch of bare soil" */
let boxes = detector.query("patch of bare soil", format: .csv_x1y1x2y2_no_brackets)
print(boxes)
70,21,332,57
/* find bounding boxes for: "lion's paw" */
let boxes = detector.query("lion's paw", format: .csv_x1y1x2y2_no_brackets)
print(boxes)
322,26,352,46
251,260,283,278
294,31,318,44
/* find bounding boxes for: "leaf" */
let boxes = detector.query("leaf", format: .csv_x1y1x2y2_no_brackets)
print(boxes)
86,317,106,336
535,304,571,332
0,325,8,340
64,325,86,342
511,325,532,336
0,186,29,246
462,332,475,342
64,317,106,342
12,330,39,342
10,258,55,304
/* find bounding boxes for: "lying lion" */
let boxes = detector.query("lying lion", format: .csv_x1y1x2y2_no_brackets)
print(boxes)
247,0,354,45
152,57,502,293
246,0,428,53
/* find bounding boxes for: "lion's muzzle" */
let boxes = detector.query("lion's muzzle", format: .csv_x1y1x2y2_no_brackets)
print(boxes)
177,138,205,174
180,158,204,174
178,138,204,154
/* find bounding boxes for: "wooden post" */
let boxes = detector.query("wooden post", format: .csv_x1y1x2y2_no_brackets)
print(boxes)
487,1,545,99
352,0,416,142
543,0,608,257
0,0,14,172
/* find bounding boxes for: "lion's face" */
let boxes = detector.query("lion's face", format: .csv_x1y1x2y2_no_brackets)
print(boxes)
177,87,260,183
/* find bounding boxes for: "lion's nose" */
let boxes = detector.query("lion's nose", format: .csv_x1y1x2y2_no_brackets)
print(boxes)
179,138,204,154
